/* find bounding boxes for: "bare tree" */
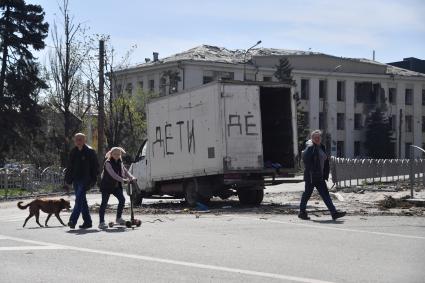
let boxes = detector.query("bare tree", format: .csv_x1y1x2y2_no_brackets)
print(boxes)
46,0,91,166
82,39,148,158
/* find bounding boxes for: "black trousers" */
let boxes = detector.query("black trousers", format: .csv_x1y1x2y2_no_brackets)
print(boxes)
300,179,336,214
99,189,125,223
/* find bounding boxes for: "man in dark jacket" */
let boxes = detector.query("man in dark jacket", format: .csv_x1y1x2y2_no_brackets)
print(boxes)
299,130,346,221
65,133,99,229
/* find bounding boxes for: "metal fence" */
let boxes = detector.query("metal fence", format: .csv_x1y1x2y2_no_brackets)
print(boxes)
330,157,425,188
0,166,65,197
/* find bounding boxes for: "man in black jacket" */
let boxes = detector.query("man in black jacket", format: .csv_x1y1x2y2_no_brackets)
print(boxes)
299,130,346,221
65,133,99,229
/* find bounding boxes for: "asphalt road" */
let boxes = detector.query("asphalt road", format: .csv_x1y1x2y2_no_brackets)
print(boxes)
1,197,424,283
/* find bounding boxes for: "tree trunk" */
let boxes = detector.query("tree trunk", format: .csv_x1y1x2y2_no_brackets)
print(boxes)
0,5,11,100
97,39,105,163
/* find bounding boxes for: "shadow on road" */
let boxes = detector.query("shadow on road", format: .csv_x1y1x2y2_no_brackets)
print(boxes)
25,225,66,229
67,229,100,235
311,219,345,224
103,227,129,233
90,198,338,218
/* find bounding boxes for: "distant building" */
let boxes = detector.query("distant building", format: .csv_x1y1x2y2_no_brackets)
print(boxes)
388,57,425,74
114,45,425,159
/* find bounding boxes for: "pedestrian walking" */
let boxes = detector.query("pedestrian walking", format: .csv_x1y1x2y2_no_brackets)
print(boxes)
98,147,136,229
299,130,346,220
65,133,99,229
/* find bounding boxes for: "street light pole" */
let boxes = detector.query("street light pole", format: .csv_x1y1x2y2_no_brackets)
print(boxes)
243,40,262,81
409,145,425,198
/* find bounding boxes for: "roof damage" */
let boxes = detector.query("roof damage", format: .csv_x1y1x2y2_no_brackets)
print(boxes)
119,44,425,78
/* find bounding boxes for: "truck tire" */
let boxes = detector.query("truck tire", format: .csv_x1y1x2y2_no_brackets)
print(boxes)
237,188,264,205
184,179,211,206
184,180,198,206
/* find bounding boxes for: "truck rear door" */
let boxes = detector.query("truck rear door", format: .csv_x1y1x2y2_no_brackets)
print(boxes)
222,84,263,170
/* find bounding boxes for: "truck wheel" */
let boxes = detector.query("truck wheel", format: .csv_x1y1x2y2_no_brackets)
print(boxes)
184,179,211,206
237,188,264,205
184,180,198,206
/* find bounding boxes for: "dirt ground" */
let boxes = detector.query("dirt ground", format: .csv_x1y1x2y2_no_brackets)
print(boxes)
90,179,425,218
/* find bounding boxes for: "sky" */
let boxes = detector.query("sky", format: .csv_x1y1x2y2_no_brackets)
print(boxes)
30,0,425,67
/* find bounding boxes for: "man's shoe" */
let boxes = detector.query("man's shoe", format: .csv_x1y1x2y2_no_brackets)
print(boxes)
116,218,126,225
79,223,92,229
68,222,75,229
332,211,346,220
98,222,108,229
298,212,310,220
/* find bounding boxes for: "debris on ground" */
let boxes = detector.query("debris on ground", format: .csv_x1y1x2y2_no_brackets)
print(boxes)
378,195,413,209
82,179,424,217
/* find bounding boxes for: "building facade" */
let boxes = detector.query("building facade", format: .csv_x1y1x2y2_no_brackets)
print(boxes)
114,45,425,158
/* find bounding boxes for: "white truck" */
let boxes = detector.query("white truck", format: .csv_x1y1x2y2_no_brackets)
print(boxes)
129,81,298,206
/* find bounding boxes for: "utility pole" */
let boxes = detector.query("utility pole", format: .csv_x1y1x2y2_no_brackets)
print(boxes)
398,108,402,158
86,80,92,145
98,39,105,163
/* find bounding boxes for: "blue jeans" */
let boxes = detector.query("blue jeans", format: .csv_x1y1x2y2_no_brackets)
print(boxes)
300,180,336,215
69,182,92,225
99,189,125,223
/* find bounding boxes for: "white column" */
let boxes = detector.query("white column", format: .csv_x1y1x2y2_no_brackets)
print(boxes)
413,82,423,157
345,79,355,158
327,78,337,156
309,78,320,130
154,72,161,93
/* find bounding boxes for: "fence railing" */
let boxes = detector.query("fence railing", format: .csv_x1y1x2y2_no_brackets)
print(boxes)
330,157,425,188
0,166,65,197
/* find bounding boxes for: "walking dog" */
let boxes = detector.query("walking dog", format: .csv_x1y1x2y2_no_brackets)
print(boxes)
17,198,71,228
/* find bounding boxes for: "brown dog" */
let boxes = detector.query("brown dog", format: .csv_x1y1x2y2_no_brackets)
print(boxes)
17,198,71,228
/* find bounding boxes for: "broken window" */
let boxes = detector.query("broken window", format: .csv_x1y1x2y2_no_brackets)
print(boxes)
337,113,345,130
302,111,309,128
138,81,144,91
405,143,412,158
405,115,413,132
149,79,155,92
337,81,345,101
159,77,166,96
354,82,372,103
337,141,344,157
301,79,309,100
203,76,213,84
354,113,363,130
354,141,361,157
389,115,397,131
115,84,122,95
389,88,396,104
203,70,215,84
319,80,326,100
422,116,425,132
422,89,425,106
125,83,133,94
220,71,234,81
405,89,413,105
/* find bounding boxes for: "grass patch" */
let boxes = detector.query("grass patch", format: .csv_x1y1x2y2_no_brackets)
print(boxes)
0,185,61,198
0,188,29,197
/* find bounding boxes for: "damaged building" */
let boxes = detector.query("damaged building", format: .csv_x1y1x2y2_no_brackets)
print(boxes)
113,45,425,159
